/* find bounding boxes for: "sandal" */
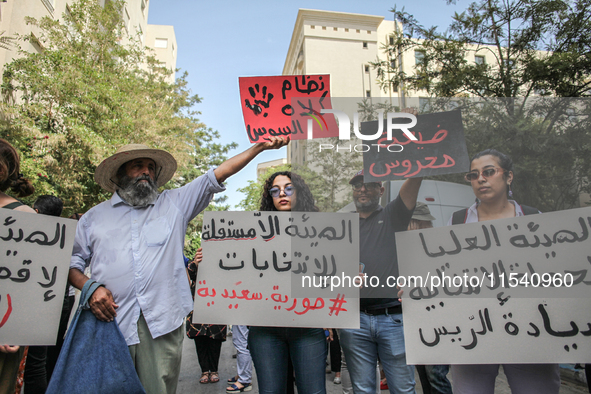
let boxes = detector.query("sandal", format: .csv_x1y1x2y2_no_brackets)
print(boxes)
228,375,239,383
199,372,210,384
226,382,252,393
210,372,220,383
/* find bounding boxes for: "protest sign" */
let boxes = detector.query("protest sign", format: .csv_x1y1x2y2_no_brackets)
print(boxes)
362,110,469,181
396,207,591,364
0,209,76,345
193,211,360,328
239,75,339,142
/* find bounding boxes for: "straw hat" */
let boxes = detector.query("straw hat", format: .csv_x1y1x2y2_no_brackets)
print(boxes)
94,144,177,192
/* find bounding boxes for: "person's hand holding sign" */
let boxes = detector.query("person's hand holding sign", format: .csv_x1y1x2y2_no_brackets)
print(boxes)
214,136,289,184
0,345,19,353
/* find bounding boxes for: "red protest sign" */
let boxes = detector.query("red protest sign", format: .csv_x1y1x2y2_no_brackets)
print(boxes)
239,75,339,143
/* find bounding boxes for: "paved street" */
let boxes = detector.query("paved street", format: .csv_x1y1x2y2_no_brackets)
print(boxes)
177,334,588,394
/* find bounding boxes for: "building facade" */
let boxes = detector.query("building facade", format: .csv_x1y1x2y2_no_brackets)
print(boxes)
0,0,176,82
282,9,498,166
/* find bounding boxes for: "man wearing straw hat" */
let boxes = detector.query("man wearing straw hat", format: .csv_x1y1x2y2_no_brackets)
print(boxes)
69,137,288,393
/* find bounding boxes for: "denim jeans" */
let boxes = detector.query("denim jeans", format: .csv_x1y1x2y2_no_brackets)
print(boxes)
416,365,452,394
248,327,327,394
232,325,252,384
339,312,415,394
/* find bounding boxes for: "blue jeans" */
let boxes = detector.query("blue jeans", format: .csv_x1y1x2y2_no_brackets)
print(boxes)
416,365,452,394
339,312,415,394
248,327,327,394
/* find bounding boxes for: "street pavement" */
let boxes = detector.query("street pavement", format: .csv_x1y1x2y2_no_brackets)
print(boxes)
178,334,588,394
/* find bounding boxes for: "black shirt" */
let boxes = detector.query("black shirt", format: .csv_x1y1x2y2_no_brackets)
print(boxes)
358,194,413,310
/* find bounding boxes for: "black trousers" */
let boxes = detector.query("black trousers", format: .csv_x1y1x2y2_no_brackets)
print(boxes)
329,329,341,373
193,337,223,372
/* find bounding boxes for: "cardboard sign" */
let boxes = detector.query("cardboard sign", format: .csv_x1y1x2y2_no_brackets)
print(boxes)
239,75,338,142
0,209,76,345
362,110,469,181
193,211,360,328
396,207,591,364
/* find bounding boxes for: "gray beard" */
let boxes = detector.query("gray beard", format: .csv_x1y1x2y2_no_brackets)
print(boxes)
117,174,158,207
354,194,380,213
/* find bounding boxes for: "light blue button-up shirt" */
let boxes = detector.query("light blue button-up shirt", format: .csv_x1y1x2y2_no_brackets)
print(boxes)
70,169,225,345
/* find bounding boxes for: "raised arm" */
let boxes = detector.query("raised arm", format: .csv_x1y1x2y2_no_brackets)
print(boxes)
213,136,289,184
399,177,423,211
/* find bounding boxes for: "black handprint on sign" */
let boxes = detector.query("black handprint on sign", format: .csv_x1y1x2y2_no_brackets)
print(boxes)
245,84,274,117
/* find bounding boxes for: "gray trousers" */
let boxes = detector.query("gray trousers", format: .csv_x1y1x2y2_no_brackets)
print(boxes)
451,364,560,394
233,325,252,384
128,314,184,394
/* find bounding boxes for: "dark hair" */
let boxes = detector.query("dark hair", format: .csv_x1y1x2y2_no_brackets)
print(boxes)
33,195,64,217
471,148,513,194
259,171,319,212
0,138,34,197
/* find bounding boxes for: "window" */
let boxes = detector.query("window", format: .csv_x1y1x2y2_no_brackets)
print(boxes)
356,29,360,33
123,7,130,32
364,65,370,73
345,28,349,32
333,27,338,31
138,25,144,45
366,90,371,98
322,26,326,30
362,42,368,49
415,50,425,65
389,36,394,46
30,33,43,53
154,38,168,48
475,55,485,65
41,0,55,14
419,98,431,112
390,58,397,69
367,30,371,34
311,25,315,29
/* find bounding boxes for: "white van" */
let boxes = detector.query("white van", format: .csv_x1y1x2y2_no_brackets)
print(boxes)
339,180,475,228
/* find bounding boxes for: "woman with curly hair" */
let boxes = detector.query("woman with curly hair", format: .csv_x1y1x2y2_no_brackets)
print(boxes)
0,138,35,394
247,171,328,394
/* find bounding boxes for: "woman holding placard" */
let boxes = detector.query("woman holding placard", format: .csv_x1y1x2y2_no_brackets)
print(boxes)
448,149,560,394
0,139,35,394
247,171,328,394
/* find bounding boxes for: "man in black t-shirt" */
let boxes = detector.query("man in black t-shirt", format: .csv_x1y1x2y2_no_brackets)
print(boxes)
340,169,422,394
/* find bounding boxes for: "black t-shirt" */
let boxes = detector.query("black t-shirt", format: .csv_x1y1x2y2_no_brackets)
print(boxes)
358,194,413,310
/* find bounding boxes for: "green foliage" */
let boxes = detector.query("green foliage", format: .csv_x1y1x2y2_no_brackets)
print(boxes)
301,139,361,212
371,1,591,211
1,0,234,219
373,0,591,98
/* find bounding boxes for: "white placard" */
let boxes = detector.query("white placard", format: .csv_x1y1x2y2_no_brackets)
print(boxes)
193,211,360,328
397,207,591,364
0,209,76,345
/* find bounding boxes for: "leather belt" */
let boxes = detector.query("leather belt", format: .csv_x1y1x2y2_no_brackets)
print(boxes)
361,305,402,315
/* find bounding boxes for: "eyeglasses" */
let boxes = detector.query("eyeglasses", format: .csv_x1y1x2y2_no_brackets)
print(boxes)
464,167,505,182
352,182,381,191
269,185,295,198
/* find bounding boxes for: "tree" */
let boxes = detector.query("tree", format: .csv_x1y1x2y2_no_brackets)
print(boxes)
371,0,591,211
1,0,235,217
